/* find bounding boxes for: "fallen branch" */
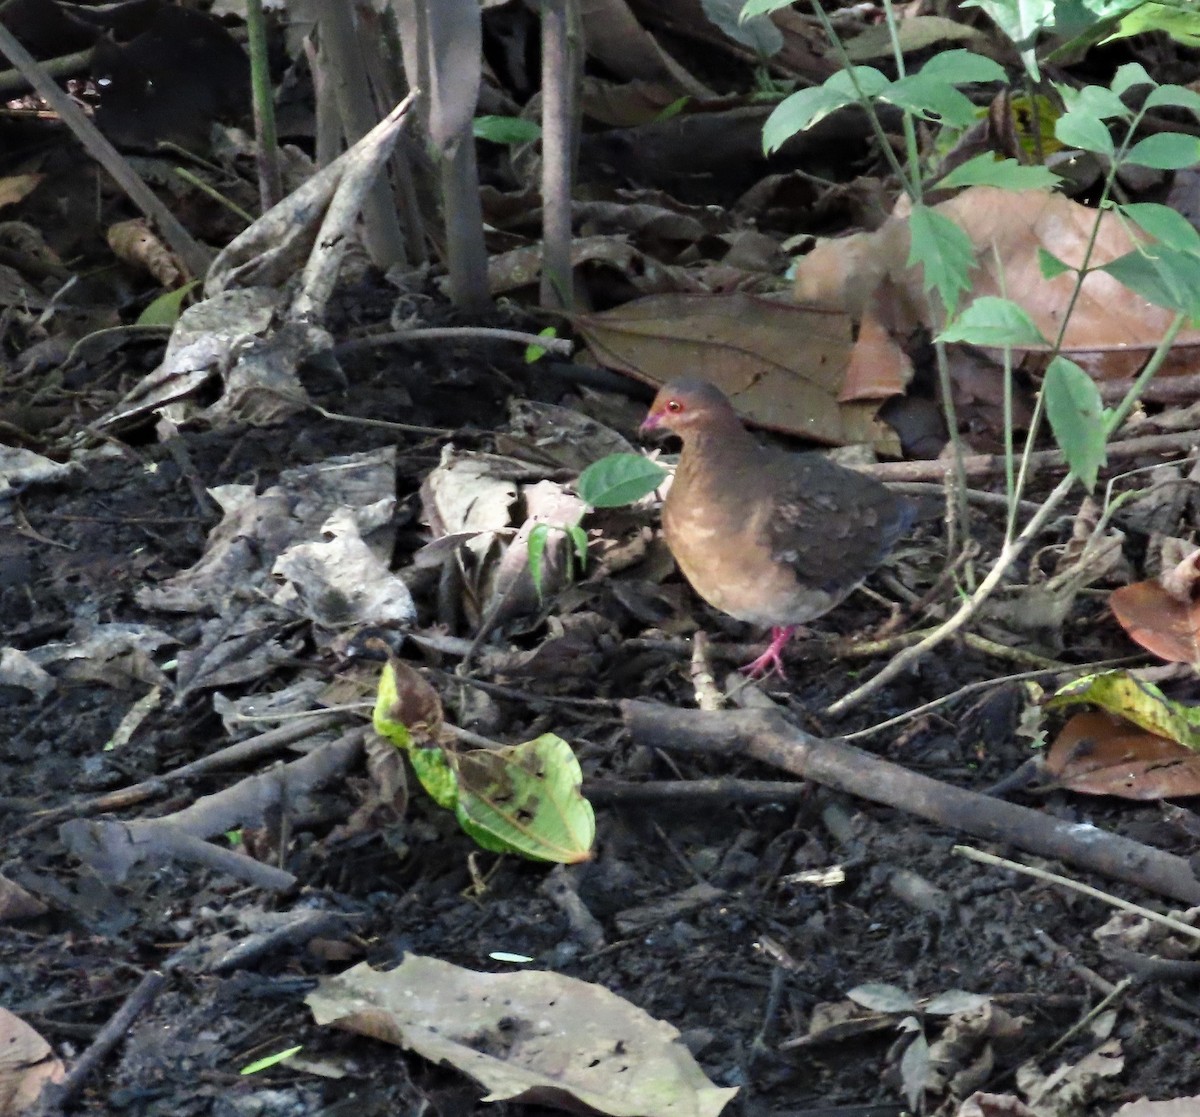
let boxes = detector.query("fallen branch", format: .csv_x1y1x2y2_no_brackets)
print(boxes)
36,971,167,1115
621,701,1200,906
59,728,366,891
865,429,1200,484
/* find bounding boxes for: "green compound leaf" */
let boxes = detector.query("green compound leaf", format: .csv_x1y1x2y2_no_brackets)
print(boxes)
1101,245,1200,317
935,153,1060,191
1043,356,1107,491
763,86,855,152
762,66,889,153
1124,132,1200,171
882,74,977,127
578,453,667,507
906,203,976,316
1145,84,1200,115
1054,110,1114,157
915,48,1006,84
1119,202,1200,256
454,735,595,863
938,296,1049,347
1110,61,1156,96
1037,246,1073,279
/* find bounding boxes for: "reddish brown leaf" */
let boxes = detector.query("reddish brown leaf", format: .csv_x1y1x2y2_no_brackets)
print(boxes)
1045,711,1200,799
1110,580,1200,666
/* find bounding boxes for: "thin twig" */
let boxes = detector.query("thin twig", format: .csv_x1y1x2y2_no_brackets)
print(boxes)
954,845,1200,943
37,971,168,1114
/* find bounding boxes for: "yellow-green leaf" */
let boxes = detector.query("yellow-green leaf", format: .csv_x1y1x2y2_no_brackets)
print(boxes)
1048,670,1200,750
454,735,595,863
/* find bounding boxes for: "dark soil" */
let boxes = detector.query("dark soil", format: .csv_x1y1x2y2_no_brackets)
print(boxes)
4,303,1200,1117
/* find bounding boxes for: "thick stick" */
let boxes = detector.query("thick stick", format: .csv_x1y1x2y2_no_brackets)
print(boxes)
622,701,1200,906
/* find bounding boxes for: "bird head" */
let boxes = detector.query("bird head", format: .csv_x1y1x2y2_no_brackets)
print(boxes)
639,378,737,437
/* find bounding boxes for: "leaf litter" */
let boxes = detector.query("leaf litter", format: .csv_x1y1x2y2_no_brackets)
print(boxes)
4,1,1200,1113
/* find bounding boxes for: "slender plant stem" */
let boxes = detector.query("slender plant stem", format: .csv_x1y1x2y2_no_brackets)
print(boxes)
879,0,922,205
825,306,1184,718
245,0,283,211
808,1,914,195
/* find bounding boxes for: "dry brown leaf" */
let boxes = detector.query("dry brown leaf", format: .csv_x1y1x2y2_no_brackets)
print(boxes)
307,955,737,1117
107,218,183,287
1110,550,1200,666
0,1007,64,1113
794,187,1200,383
573,291,901,450
1045,711,1200,799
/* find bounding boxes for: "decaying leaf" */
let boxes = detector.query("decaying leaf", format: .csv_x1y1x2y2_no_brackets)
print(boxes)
1045,711,1200,799
573,291,901,450
307,955,737,1117
373,656,595,862
794,187,1200,384
0,1007,64,1112
1110,548,1200,668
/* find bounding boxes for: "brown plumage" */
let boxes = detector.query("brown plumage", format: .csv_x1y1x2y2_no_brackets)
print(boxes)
641,378,913,677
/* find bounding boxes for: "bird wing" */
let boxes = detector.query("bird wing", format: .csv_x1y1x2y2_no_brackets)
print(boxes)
763,453,912,595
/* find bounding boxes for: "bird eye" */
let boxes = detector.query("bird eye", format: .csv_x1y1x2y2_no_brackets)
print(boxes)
667,400,683,413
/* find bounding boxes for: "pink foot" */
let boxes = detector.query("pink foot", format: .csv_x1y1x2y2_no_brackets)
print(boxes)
741,625,796,679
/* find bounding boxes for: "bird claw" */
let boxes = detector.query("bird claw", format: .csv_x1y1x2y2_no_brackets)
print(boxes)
740,625,796,679
741,649,786,679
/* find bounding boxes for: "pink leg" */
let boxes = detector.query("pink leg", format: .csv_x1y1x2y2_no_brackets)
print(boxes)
741,625,796,679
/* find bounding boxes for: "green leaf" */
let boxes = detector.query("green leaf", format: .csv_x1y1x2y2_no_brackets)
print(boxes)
935,153,1061,190
1119,202,1200,256
1074,83,1131,120
527,522,550,598
1110,61,1156,96
1101,245,1200,317
763,86,854,152
703,0,782,55
1145,84,1200,116
577,453,667,507
881,74,977,127
1124,132,1200,171
473,115,541,145
959,0,1054,79
906,203,977,316
525,325,558,364
372,657,458,808
653,95,691,122
826,65,890,98
1043,356,1107,491
1105,1,1200,48
136,280,200,327
1037,246,1073,278
739,0,797,18
241,1047,303,1075
1048,669,1200,748
453,735,596,863
1054,111,1114,157
565,523,589,565
915,48,1007,84
411,747,460,811
938,296,1049,347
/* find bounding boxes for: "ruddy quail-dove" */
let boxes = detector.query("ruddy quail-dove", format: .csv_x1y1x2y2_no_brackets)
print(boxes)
640,378,914,678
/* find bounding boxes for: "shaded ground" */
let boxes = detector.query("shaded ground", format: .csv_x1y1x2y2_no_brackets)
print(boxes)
3,305,1200,1117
